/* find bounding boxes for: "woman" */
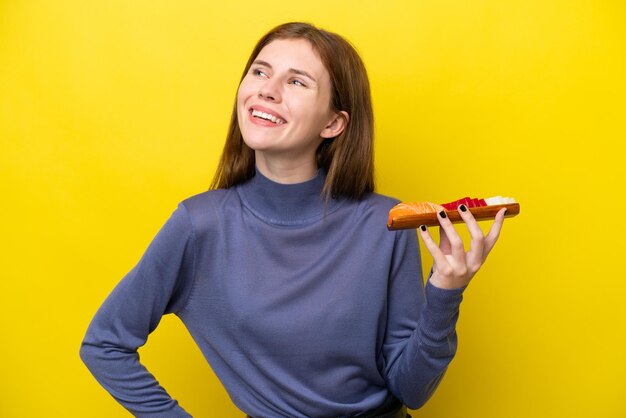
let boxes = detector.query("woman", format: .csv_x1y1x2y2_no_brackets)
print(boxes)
80,22,506,418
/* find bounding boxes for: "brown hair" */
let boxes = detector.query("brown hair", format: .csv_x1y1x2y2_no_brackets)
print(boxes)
210,22,374,200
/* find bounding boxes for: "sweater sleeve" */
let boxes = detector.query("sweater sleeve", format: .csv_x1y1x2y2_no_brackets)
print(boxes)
80,203,196,417
381,229,465,410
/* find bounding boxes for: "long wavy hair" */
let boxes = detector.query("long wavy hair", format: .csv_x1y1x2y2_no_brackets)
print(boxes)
210,22,374,200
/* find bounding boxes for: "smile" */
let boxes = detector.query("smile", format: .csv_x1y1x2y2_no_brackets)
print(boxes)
250,108,286,125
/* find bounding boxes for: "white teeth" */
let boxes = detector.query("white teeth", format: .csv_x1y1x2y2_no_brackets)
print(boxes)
251,109,285,124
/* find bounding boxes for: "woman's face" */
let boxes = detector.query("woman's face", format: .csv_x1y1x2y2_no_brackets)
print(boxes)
237,38,345,170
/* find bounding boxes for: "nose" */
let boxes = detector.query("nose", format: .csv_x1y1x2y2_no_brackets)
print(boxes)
258,90,275,101
258,78,281,102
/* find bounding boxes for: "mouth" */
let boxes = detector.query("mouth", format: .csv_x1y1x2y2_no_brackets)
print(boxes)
249,107,287,125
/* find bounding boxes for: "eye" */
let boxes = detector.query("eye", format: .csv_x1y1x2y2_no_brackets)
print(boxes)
251,68,268,78
290,78,307,87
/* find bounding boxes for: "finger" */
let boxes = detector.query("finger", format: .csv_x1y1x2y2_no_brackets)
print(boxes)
439,226,451,255
483,208,506,260
418,224,450,269
457,204,485,272
436,210,465,261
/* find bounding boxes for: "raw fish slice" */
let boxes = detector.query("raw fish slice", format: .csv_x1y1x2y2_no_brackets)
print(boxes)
390,201,445,216
387,202,445,229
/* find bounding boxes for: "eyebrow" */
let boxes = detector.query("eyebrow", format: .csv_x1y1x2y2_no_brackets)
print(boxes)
252,60,317,83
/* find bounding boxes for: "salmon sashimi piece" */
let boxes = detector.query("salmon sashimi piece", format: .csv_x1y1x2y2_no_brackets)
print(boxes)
388,201,445,225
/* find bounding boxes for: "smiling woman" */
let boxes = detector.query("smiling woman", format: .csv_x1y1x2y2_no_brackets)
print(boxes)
213,22,374,199
236,38,347,182
80,22,506,418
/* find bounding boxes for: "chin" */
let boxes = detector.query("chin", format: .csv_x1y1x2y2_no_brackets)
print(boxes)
241,135,272,152
241,126,282,150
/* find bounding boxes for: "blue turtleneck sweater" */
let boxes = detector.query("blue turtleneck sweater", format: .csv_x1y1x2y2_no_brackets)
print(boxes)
80,169,464,417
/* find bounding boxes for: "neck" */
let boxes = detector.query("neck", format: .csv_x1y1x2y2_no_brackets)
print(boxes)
255,153,319,184
236,167,344,226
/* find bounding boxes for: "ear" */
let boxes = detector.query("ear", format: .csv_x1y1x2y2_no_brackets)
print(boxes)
320,111,349,139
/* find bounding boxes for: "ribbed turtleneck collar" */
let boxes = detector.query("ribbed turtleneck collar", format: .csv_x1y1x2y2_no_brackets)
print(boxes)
236,168,343,227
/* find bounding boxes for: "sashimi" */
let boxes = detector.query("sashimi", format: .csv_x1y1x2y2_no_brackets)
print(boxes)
387,195,519,230
389,201,445,217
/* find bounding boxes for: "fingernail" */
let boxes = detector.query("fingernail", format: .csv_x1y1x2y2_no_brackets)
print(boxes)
439,210,447,219
420,225,426,231
459,204,467,212
504,208,508,215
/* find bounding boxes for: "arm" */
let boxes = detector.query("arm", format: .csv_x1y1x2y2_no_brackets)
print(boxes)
381,229,464,409
80,204,196,417
382,205,505,408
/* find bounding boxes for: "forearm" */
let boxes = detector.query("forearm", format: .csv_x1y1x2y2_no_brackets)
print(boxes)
80,337,191,417
385,281,464,409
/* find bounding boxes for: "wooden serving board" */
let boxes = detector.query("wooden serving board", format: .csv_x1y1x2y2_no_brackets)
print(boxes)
387,203,520,230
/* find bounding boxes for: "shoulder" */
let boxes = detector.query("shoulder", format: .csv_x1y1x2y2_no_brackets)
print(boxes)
353,191,400,218
329,192,402,239
360,191,400,208
176,188,239,232
181,188,232,211
355,192,417,242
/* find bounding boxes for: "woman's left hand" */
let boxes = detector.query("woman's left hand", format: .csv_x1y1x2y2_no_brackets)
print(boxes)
418,205,506,290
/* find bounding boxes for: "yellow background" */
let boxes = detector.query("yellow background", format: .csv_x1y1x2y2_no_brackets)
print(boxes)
2,0,625,417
